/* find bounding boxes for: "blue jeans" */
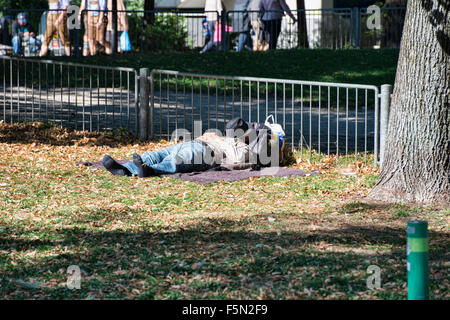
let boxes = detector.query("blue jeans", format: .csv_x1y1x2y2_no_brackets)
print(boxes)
237,32,252,52
12,35,41,54
122,141,212,175
201,20,216,53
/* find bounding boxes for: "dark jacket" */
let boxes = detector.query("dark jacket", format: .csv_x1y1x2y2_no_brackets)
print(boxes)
0,17,11,45
225,117,274,167
12,21,34,38
232,0,251,33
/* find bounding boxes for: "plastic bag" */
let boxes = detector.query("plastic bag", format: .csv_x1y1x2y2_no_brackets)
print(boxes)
265,115,285,148
264,115,286,163
120,31,131,52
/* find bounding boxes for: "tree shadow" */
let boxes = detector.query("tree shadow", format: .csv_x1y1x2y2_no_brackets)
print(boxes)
1,212,447,299
0,122,142,147
421,0,450,55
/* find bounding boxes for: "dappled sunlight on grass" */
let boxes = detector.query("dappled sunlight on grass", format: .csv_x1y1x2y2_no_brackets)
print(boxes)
0,122,448,299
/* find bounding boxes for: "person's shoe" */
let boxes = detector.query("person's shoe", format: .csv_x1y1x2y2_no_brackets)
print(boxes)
132,153,153,178
102,155,131,176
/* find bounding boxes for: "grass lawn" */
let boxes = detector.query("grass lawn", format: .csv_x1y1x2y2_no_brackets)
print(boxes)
0,122,448,299
54,49,399,88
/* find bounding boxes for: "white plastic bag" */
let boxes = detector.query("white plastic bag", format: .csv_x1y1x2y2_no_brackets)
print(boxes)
264,115,286,164
264,115,285,149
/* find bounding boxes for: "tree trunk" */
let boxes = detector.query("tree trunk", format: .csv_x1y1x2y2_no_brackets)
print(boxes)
296,0,309,48
144,0,155,25
368,0,449,204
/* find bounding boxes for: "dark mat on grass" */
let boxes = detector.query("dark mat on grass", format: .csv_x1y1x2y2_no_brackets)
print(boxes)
77,160,319,184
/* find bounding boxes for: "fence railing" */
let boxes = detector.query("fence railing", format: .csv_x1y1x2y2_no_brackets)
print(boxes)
0,7,406,53
0,56,394,166
126,10,220,52
0,55,138,132
359,7,406,49
146,69,381,165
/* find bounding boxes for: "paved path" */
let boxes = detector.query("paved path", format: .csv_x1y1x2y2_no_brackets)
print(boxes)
0,86,376,154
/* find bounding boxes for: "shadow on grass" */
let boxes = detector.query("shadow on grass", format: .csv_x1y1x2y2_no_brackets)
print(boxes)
0,212,447,299
0,122,140,147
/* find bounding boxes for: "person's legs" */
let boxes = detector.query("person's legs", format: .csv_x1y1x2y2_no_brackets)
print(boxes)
152,141,211,174
245,30,253,49
267,20,277,50
105,30,123,55
57,16,71,56
131,153,154,178
105,31,111,55
120,142,182,176
12,35,21,54
203,33,211,47
83,33,90,56
117,31,123,53
122,141,211,176
251,20,260,51
87,15,97,55
237,32,252,52
40,14,56,56
273,19,282,49
201,20,216,53
202,40,217,53
97,17,106,47
102,155,132,176
83,15,90,56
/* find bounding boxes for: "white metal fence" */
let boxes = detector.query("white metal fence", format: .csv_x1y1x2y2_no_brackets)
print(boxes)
0,55,138,132
146,69,380,165
1,57,394,166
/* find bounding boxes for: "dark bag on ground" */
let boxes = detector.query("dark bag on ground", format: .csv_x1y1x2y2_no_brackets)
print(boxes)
225,117,249,135
225,118,275,167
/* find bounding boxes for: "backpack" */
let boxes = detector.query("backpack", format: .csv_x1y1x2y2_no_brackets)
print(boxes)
225,117,249,135
246,122,273,167
225,117,286,167
225,118,271,167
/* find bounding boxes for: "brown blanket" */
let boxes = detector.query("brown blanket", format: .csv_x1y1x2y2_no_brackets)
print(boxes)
77,160,319,184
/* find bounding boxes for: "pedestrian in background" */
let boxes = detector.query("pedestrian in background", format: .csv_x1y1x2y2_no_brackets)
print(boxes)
201,0,223,53
78,0,107,55
201,18,211,50
78,6,91,56
40,0,71,56
248,0,268,51
233,0,252,52
259,0,296,50
105,0,129,54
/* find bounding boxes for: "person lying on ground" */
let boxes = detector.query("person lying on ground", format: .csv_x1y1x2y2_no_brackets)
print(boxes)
102,131,259,178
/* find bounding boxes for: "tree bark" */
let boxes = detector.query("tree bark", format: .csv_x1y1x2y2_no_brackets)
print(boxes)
144,0,155,25
296,0,309,48
368,0,449,204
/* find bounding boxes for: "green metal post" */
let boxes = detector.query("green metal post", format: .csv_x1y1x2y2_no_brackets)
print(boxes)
407,220,429,300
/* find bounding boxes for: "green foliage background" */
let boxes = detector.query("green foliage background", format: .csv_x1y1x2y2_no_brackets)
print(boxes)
0,0,145,10
334,0,383,7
